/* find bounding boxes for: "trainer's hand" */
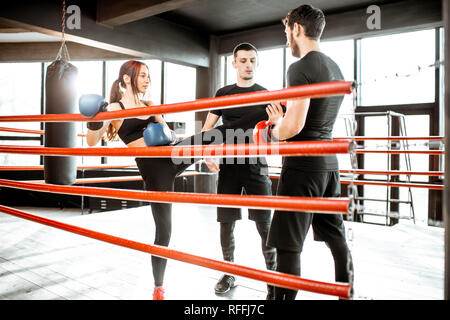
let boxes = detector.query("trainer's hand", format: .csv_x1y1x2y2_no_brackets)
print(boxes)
266,101,285,124
79,94,108,131
205,158,219,173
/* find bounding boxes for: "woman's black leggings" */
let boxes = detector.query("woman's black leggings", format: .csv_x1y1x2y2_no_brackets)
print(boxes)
135,129,227,287
135,157,181,287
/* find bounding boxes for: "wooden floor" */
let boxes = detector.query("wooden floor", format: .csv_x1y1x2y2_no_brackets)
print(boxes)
0,203,445,300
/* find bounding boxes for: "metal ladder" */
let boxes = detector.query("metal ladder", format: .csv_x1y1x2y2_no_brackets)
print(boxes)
343,111,415,225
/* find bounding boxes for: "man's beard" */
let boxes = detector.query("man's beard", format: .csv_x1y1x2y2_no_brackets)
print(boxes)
290,34,300,58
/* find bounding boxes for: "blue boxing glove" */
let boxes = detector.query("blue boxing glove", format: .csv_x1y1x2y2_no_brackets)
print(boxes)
143,122,177,146
79,94,108,131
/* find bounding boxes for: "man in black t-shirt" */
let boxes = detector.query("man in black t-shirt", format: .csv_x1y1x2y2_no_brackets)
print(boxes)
261,5,354,300
202,43,278,299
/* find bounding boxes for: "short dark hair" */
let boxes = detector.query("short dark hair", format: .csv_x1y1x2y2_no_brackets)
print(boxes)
283,4,325,40
233,42,258,59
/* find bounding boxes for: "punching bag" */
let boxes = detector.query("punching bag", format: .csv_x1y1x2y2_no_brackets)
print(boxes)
44,52,78,185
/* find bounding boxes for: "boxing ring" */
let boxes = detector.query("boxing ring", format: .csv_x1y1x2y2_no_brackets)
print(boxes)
0,80,445,299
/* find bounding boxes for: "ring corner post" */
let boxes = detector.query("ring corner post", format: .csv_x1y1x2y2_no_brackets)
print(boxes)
443,0,450,301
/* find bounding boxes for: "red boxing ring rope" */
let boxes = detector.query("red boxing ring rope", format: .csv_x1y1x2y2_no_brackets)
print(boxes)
0,205,351,298
0,126,86,137
0,126,441,143
0,140,352,158
340,169,444,176
0,164,136,171
340,179,443,190
356,149,444,155
335,136,443,141
0,126,45,135
0,81,354,123
1,165,443,178
0,179,351,214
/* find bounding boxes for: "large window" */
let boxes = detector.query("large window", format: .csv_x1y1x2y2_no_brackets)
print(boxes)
399,115,430,224
322,40,355,170
0,58,173,168
70,61,103,167
224,47,284,90
163,62,197,136
359,29,436,106
256,48,284,90
0,62,42,165
356,28,440,225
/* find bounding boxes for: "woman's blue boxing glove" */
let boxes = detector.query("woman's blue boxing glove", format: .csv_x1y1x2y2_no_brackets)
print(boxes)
79,94,108,130
143,122,177,146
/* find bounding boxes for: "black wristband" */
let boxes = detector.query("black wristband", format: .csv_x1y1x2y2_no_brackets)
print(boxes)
267,124,278,142
87,121,104,131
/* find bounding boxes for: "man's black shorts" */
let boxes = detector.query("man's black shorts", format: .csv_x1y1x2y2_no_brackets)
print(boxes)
217,163,272,223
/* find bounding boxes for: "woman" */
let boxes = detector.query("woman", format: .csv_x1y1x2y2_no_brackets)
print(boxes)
86,59,269,299
86,60,200,300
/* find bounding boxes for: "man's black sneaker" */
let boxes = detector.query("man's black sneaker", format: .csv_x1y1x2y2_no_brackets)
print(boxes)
266,285,275,300
214,274,236,294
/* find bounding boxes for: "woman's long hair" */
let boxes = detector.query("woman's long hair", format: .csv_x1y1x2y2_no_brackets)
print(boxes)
106,60,150,141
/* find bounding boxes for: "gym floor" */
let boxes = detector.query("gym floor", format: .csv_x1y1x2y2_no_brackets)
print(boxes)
0,203,444,300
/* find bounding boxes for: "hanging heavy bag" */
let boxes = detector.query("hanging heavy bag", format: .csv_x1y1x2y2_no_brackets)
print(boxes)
44,47,78,185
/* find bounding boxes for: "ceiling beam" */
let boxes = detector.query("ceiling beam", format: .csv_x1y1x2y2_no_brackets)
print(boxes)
0,41,138,62
0,21,29,33
96,0,198,26
0,17,153,59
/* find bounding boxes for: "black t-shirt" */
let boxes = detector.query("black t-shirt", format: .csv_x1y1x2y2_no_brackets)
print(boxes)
211,83,268,167
211,83,268,129
283,51,344,171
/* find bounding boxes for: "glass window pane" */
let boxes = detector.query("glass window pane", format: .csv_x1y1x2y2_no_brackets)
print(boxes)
0,62,42,166
225,48,285,90
164,62,197,136
321,40,356,171
256,48,284,90
0,62,42,136
399,115,429,225
225,54,235,86
0,140,41,165
360,29,435,106
145,60,162,105
105,60,125,102
71,61,103,97
321,40,355,83
322,39,355,119
70,61,103,167
399,115,429,180
285,47,297,72
363,116,389,177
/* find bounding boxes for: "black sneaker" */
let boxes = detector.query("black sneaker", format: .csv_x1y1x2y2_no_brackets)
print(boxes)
214,274,236,294
266,285,275,300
